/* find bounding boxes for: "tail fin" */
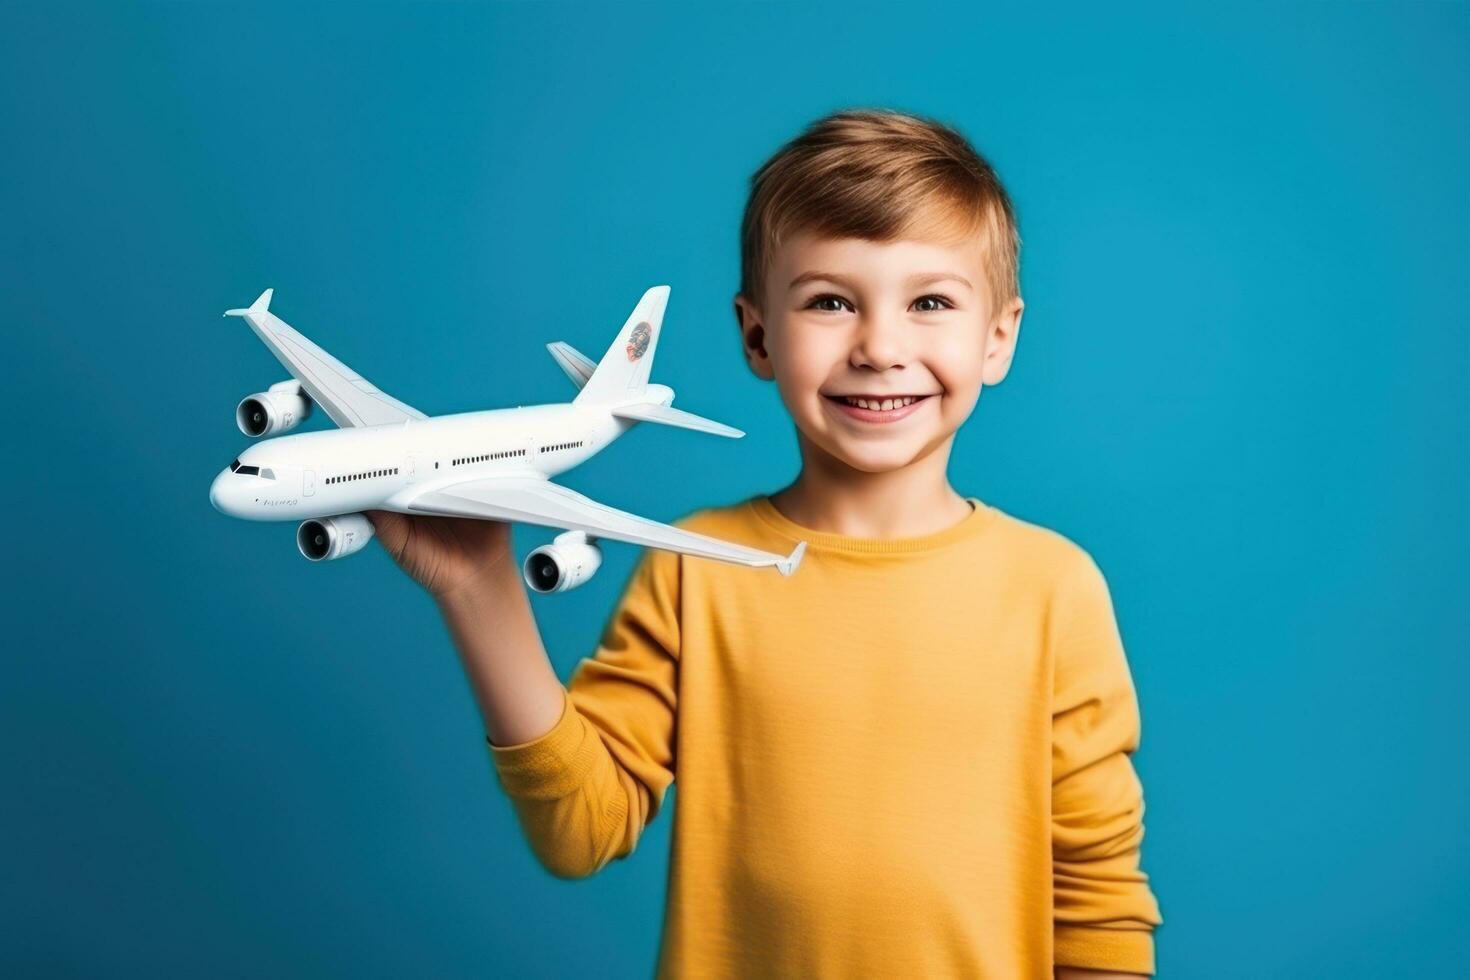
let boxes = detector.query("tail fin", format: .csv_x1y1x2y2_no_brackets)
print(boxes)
573,286,669,405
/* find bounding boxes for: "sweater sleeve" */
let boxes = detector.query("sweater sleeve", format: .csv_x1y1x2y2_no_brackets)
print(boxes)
1050,552,1163,975
486,543,680,880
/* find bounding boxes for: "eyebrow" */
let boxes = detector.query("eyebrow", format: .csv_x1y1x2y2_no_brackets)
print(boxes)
788,271,858,290
909,272,973,290
787,271,973,290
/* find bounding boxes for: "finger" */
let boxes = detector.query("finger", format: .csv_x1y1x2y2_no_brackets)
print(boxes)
366,509,410,557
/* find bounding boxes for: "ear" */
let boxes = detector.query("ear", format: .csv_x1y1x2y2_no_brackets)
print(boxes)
733,292,775,381
981,295,1024,386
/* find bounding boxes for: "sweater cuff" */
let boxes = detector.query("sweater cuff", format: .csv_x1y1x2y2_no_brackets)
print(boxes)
1054,924,1155,975
486,688,597,800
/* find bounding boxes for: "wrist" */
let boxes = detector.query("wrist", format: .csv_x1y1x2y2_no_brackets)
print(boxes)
434,555,522,609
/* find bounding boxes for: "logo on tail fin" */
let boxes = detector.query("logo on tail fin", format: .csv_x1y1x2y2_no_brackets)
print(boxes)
626,322,653,362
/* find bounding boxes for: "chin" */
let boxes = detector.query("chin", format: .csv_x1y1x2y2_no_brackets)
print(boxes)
826,441,926,474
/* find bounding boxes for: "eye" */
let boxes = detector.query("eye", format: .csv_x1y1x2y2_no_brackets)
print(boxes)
806,293,854,313
912,294,954,312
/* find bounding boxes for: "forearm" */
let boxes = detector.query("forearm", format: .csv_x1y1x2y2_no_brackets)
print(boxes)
434,558,565,747
441,546,677,880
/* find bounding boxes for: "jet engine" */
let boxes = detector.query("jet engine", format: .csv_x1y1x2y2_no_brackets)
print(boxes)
237,380,313,437
522,530,603,593
297,513,375,562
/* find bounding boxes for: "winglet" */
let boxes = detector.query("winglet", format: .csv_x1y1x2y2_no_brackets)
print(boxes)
224,287,274,318
776,540,807,576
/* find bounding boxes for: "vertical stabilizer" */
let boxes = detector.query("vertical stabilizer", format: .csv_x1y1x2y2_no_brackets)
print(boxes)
573,286,669,405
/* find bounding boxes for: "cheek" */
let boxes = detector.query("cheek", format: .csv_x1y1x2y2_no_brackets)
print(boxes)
774,329,840,393
928,335,986,395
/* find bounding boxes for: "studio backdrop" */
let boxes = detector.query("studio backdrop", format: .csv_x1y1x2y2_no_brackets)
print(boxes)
3,3,1466,977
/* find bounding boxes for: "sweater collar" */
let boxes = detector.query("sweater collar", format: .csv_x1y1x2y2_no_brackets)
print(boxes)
746,493,998,555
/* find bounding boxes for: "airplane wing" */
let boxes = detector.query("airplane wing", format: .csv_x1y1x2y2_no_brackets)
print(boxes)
546,341,597,390
224,288,427,428
405,475,806,575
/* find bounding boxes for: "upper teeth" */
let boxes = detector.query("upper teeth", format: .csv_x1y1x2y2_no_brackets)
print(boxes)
842,396,918,411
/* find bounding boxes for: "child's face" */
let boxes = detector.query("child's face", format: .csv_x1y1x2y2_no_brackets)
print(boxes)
735,229,1024,476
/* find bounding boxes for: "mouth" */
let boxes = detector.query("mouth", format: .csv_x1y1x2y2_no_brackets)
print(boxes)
822,393,935,423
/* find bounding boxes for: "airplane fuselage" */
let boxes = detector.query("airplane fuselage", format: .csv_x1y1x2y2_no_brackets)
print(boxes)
209,401,637,522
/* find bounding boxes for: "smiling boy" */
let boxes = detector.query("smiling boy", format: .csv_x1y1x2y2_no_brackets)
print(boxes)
374,108,1162,978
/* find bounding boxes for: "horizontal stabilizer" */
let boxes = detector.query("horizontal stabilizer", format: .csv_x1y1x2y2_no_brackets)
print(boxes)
610,401,744,438
546,341,597,390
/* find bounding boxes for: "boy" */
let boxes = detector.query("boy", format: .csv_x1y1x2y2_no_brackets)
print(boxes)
370,109,1163,978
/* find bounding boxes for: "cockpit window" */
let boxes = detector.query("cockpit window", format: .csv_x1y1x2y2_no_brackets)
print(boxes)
230,458,241,472
235,463,260,476
259,468,275,480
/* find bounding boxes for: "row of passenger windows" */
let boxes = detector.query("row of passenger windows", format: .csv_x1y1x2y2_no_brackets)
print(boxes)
329,467,398,485
453,448,526,466
326,440,585,482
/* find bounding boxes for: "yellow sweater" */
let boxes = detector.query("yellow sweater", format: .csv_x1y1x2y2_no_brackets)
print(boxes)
488,495,1163,977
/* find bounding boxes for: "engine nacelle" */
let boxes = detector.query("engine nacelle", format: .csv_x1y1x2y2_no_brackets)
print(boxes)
237,380,312,437
297,513,375,562
522,530,603,593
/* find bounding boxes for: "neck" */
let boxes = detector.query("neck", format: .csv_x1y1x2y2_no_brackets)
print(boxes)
771,429,973,538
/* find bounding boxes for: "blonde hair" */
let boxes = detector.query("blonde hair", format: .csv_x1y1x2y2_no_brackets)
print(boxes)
739,108,1021,313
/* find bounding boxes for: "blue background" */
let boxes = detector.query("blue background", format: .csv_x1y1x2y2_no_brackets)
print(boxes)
4,3,1466,976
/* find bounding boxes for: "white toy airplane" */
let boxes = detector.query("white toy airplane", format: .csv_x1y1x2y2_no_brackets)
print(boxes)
209,286,806,593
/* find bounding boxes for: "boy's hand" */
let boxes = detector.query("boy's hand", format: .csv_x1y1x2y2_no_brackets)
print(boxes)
367,510,515,600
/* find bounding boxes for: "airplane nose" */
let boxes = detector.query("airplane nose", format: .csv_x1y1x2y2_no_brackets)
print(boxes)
209,469,233,514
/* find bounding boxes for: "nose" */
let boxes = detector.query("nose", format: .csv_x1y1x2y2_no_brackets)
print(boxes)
209,469,236,515
852,310,909,371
